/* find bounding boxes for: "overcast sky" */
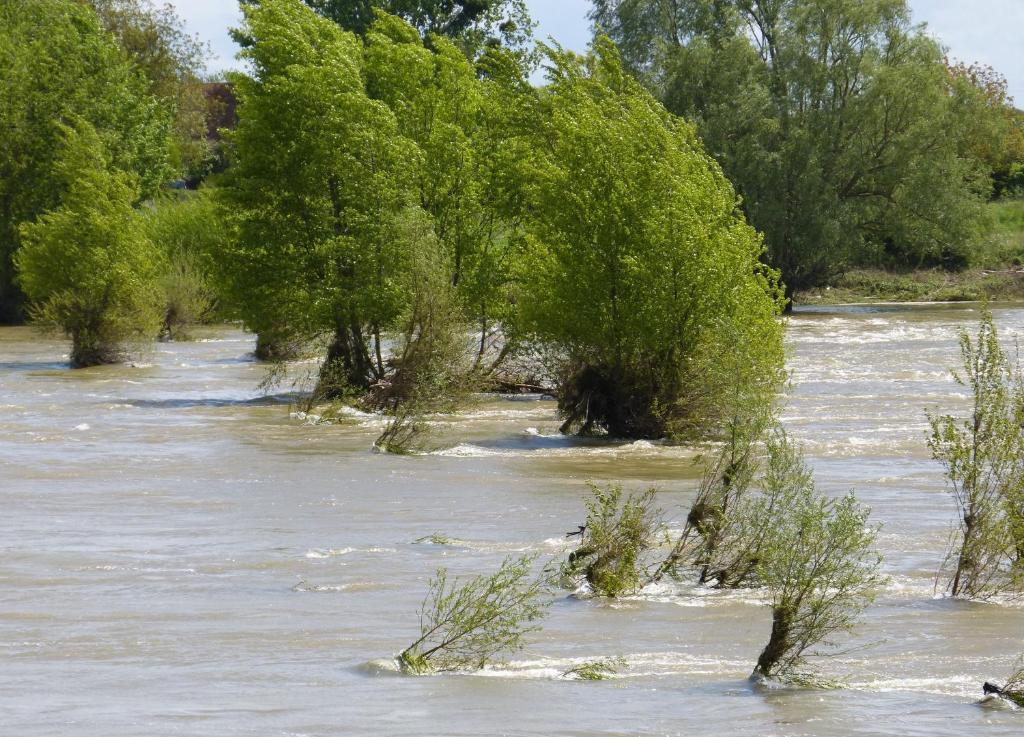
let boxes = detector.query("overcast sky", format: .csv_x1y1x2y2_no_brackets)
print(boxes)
171,0,1024,103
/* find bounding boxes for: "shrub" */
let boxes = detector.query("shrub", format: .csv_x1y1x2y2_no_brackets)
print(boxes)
927,307,1024,599
141,192,225,340
519,37,785,440
15,120,164,367
563,483,664,597
751,456,882,681
398,555,548,674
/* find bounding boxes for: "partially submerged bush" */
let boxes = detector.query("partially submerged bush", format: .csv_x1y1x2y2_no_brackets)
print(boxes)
15,120,164,367
563,483,664,597
927,307,1024,599
519,37,785,440
562,656,626,681
751,442,882,681
986,659,1024,706
398,555,548,674
140,191,225,340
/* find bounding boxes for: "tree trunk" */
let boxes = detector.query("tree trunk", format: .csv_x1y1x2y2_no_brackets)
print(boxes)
754,605,793,678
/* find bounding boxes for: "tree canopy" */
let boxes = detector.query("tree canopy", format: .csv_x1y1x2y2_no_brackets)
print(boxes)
0,0,172,323
590,0,996,295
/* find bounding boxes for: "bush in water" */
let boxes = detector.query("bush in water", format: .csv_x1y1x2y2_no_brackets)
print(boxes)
15,120,164,368
563,483,664,598
518,37,785,441
398,555,548,674
750,436,882,682
927,306,1024,599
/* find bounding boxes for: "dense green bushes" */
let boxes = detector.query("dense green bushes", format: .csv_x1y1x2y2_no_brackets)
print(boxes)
15,121,165,367
214,0,785,440
0,0,172,323
519,38,785,438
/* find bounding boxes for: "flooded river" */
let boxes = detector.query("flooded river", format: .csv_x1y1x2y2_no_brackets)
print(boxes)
2,304,1023,736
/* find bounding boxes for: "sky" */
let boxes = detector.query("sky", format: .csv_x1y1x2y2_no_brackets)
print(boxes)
170,0,1024,103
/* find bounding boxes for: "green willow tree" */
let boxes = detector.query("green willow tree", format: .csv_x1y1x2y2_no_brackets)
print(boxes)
0,0,172,323
219,0,420,392
590,0,992,296
927,308,1024,599
15,120,165,367
519,37,785,439
364,13,531,370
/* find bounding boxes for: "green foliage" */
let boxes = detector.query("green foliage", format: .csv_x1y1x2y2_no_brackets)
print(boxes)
520,37,785,439
298,0,535,59
88,0,213,182
591,0,993,292
373,213,479,452
562,656,626,681
927,307,1024,599
218,0,419,392
364,15,528,371
140,191,226,339
750,439,883,681
564,483,664,597
15,120,165,367
399,555,548,674
0,0,172,322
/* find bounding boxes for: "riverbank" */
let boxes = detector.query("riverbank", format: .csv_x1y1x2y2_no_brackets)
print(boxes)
797,199,1024,306
796,267,1024,305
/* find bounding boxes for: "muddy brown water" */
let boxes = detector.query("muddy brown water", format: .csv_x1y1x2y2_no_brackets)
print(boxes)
1,304,1023,736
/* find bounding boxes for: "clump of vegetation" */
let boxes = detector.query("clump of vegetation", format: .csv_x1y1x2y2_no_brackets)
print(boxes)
519,37,785,441
750,441,882,682
927,307,1024,599
398,555,548,674
656,420,772,588
141,192,225,340
0,0,172,324
562,656,626,681
563,483,664,598
15,120,164,367
412,534,455,546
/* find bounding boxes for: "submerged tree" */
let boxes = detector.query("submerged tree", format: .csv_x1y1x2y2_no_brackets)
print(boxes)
750,439,882,681
364,13,533,376
15,120,165,367
140,191,226,340
520,36,785,440
563,483,664,597
927,308,1024,599
399,555,548,674
0,0,172,323
219,0,420,393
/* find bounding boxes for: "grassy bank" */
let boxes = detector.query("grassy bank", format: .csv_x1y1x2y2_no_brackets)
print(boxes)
796,199,1024,305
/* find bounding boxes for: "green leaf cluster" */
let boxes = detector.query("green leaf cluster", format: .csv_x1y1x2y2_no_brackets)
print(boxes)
399,555,548,673
15,120,165,367
0,0,173,322
927,307,1024,599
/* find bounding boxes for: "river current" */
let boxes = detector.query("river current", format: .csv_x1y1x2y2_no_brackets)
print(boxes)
1,304,1023,736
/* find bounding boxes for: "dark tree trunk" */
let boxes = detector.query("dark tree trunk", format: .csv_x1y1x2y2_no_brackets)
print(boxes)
754,605,793,678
